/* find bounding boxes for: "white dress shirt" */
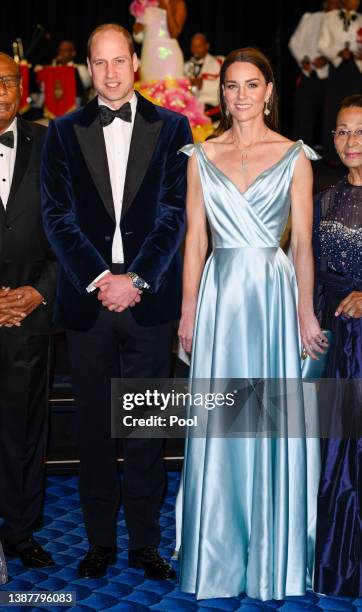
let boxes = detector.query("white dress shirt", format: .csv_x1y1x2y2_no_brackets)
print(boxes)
289,12,329,79
318,9,362,70
0,118,17,209
184,53,223,106
87,94,137,292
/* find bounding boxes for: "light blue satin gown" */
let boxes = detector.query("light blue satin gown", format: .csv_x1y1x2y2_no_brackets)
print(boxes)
178,141,321,601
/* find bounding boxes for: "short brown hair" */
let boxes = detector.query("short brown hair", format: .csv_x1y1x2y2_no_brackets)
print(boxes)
87,24,134,59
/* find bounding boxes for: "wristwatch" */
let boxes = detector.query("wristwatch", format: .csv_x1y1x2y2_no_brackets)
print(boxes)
126,272,150,291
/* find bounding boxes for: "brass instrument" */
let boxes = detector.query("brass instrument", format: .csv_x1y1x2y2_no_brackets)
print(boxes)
12,38,24,63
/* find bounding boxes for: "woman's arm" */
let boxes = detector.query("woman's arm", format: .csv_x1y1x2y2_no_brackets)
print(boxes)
290,151,328,358
178,154,208,353
159,0,187,38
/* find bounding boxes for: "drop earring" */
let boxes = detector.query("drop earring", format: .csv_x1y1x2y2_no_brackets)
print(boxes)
264,100,271,116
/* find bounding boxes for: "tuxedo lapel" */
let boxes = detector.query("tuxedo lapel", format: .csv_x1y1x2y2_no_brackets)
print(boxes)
122,93,163,219
74,98,115,222
5,118,33,222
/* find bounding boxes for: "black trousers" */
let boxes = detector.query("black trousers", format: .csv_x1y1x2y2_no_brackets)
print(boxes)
66,304,173,550
0,331,50,547
293,73,325,147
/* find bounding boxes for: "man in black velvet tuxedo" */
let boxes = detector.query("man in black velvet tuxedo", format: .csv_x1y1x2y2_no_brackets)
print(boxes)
0,53,56,568
41,24,192,579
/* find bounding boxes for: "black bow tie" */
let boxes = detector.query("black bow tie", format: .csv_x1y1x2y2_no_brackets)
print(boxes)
99,103,132,127
0,131,14,148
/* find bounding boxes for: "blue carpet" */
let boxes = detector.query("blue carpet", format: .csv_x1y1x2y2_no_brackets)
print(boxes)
0,473,360,611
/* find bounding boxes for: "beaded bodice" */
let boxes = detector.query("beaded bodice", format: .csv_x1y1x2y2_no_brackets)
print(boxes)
318,177,362,281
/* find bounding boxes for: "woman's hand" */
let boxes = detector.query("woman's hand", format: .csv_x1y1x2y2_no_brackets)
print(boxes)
335,291,362,319
299,310,329,360
178,307,196,354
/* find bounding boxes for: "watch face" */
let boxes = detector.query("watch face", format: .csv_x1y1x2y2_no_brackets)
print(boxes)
134,277,145,289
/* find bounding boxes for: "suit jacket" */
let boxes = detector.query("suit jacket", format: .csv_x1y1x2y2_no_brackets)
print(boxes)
41,93,192,330
184,54,223,107
0,118,57,334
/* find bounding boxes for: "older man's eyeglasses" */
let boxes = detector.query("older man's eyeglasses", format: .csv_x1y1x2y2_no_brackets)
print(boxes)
332,128,362,139
0,76,20,88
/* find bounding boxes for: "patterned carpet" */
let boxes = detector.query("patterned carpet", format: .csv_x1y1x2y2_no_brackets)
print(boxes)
0,473,360,612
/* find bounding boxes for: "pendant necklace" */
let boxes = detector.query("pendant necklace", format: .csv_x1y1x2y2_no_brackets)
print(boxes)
233,128,269,173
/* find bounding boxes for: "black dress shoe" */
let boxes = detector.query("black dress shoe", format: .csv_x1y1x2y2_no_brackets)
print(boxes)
128,547,176,580
4,538,54,568
77,545,117,579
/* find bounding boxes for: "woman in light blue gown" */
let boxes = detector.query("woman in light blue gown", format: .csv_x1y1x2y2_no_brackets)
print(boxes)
177,48,328,601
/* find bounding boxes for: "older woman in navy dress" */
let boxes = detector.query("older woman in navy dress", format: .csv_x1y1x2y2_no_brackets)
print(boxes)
313,94,362,597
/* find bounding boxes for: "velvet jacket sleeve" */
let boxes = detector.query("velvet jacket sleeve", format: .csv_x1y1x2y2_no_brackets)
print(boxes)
41,120,109,294
128,115,193,292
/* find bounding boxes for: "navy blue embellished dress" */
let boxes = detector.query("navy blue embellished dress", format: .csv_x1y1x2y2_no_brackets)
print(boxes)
313,177,362,597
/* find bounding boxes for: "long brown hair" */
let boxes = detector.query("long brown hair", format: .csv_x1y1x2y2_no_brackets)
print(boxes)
214,47,279,137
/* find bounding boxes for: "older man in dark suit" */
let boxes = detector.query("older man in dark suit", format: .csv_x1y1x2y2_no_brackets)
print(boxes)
0,53,56,567
41,24,192,580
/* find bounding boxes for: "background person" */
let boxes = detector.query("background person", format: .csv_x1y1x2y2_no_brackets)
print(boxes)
288,0,340,146
184,33,223,121
52,39,91,104
318,0,362,162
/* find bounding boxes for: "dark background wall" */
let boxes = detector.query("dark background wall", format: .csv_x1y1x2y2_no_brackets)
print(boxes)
1,0,321,134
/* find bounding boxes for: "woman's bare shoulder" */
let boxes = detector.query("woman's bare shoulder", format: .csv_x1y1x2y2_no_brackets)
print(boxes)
201,131,233,156
267,131,294,145
266,132,298,155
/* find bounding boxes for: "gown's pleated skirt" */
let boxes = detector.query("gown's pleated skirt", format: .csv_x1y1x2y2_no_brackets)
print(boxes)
179,247,319,601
